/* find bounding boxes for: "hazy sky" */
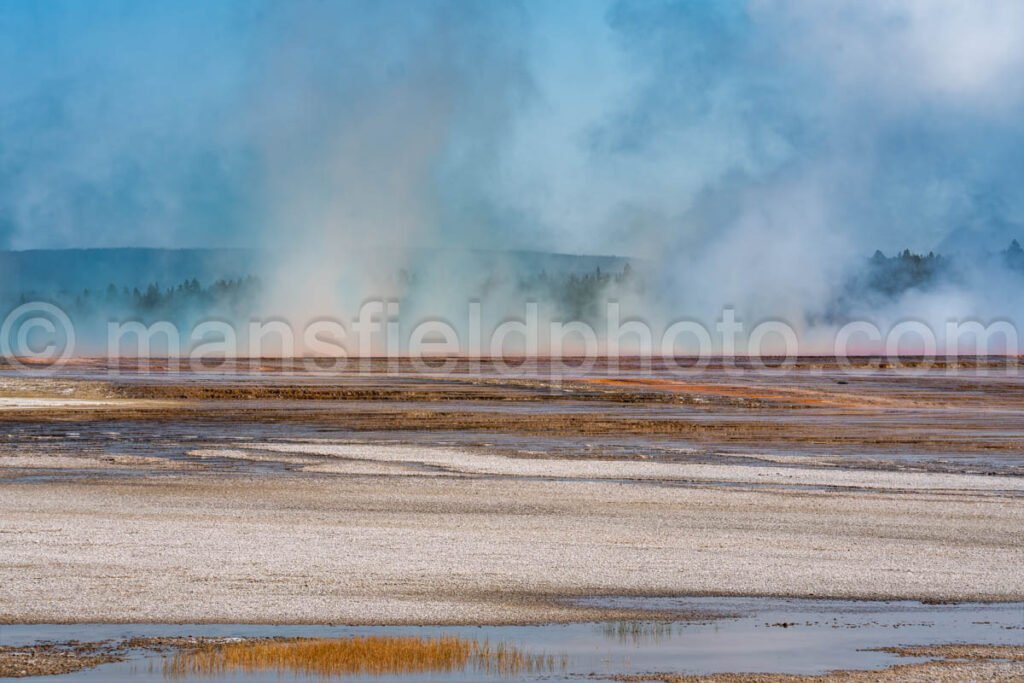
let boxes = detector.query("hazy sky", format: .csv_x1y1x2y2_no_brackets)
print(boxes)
2,0,1023,256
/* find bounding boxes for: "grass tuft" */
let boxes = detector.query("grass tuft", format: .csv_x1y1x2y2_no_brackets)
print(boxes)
164,635,563,678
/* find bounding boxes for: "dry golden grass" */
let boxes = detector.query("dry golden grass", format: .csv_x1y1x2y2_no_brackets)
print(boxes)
164,635,564,678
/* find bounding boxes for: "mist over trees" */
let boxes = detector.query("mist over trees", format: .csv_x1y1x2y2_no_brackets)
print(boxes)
3,242,1024,331
842,240,1024,299
857,249,951,297
817,240,1024,325
515,263,640,320
11,277,262,322
2,267,644,325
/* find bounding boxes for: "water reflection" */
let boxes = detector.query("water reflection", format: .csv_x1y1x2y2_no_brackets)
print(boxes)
600,621,677,645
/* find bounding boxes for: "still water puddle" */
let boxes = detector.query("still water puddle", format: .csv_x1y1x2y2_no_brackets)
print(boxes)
2,598,1022,682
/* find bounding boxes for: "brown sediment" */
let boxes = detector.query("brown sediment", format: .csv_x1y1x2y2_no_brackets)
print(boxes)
0,636,297,679
6,362,1024,462
877,645,1024,661
0,643,121,678
1,355,1018,372
582,377,877,407
5,403,1023,460
613,644,1024,682
0,636,237,678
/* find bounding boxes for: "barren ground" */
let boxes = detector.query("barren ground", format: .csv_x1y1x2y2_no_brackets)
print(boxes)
0,359,1022,624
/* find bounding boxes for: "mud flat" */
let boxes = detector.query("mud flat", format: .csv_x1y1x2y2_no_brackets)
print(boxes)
1,436,1022,623
0,361,1022,679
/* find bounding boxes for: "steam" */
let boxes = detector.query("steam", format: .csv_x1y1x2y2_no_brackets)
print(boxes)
2,1,1024,355
577,0,1024,349
243,0,533,329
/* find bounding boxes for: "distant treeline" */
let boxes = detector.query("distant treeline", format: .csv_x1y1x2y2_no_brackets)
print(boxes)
521,263,639,318
393,263,641,319
5,241,1024,320
10,276,262,318
851,240,1024,297
3,266,641,320
860,249,951,296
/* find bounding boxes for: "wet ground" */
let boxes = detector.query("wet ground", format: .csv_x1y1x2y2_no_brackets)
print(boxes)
1,359,1022,678
1,599,1022,681
4,358,1024,477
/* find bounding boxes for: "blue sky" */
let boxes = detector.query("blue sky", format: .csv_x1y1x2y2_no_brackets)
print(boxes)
2,0,1023,257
